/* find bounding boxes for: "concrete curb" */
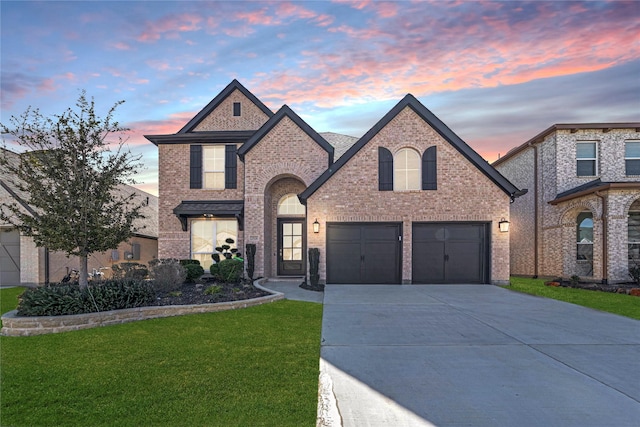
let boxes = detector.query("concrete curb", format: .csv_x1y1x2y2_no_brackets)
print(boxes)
253,278,285,298
1,292,284,336
317,359,343,427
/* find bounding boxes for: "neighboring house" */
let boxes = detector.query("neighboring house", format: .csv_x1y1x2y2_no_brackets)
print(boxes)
0,148,158,286
146,80,522,285
494,123,640,284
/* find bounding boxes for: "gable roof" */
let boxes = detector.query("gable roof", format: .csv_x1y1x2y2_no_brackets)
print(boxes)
299,94,521,203
177,79,274,134
237,104,334,165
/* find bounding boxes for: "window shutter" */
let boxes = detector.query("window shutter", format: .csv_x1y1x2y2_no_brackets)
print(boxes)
225,144,237,189
378,147,393,191
422,146,437,190
190,145,202,189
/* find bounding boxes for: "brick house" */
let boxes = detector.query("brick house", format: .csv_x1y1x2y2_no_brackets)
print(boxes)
146,80,522,285
494,123,640,284
0,148,158,286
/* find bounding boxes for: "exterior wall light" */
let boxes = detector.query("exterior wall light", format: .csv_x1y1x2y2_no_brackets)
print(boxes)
313,219,320,233
498,217,510,232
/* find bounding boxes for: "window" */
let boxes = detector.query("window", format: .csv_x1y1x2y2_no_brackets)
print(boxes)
278,194,305,215
394,148,420,191
191,219,237,270
577,212,593,261
625,141,640,176
203,146,225,189
190,145,237,189
233,102,241,117
629,210,640,267
576,142,597,176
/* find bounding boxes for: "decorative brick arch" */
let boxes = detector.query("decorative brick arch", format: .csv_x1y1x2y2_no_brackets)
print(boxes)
255,162,317,194
558,201,601,279
623,194,640,214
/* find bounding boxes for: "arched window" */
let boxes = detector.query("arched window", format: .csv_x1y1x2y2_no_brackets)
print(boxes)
577,212,593,261
277,194,305,215
394,148,420,191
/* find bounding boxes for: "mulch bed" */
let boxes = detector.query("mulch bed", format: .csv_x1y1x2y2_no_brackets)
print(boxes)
545,279,640,295
153,279,271,306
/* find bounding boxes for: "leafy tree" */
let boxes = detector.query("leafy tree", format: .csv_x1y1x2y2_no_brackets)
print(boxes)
0,92,144,288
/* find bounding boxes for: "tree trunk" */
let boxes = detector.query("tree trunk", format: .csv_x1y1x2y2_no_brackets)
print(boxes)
79,255,89,288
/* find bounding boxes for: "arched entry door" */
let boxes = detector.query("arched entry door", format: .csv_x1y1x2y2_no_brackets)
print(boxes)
277,194,305,276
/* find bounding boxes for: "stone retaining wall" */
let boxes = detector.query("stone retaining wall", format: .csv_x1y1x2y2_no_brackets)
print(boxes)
1,293,283,337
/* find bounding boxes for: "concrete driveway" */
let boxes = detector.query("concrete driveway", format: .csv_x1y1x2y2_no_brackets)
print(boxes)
318,285,640,427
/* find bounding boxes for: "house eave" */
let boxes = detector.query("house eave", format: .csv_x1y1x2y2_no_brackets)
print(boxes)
549,182,640,205
144,131,256,146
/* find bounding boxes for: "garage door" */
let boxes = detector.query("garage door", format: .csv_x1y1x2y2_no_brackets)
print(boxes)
0,229,20,285
412,223,489,284
327,223,401,284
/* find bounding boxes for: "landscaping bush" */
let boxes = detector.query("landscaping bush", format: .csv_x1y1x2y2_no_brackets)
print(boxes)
148,258,186,292
179,259,200,266
16,280,156,316
111,262,149,281
630,264,640,285
184,263,205,283
246,243,256,280
210,259,243,283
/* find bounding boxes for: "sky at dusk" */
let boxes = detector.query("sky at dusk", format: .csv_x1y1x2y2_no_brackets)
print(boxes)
2,0,639,196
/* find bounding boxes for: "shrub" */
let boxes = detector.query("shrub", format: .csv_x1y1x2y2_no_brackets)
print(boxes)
309,248,320,287
111,262,149,281
630,264,640,285
148,258,186,293
210,259,243,283
204,285,222,295
17,280,156,316
184,264,205,283
179,259,200,266
246,243,256,280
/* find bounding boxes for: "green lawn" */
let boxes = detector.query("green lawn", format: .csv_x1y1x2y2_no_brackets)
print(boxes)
0,287,323,427
506,277,640,320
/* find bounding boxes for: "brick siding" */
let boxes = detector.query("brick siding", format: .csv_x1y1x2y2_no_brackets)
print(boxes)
306,107,511,284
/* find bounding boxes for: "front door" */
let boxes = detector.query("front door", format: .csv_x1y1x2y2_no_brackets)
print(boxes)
277,219,305,276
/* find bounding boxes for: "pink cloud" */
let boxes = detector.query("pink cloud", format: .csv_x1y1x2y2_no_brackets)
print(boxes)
110,41,132,51
137,13,202,43
248,1,640,110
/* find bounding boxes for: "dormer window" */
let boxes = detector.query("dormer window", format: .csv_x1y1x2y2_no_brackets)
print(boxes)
233,102,241,117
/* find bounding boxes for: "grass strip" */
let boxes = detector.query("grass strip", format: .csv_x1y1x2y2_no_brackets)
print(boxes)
506,277,640,320
1,288,322,427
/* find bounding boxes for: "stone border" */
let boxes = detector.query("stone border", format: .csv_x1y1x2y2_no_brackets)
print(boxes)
1,281,283,337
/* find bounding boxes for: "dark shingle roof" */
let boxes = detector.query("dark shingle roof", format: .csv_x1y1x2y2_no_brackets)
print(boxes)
319,132,359,160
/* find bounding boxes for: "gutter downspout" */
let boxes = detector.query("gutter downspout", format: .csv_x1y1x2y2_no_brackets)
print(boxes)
595,191,608,284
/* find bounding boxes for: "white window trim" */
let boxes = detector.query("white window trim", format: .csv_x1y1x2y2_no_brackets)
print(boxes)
277,194,305,216
393,148,421,191
203,146,225,189
576,141,598,177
